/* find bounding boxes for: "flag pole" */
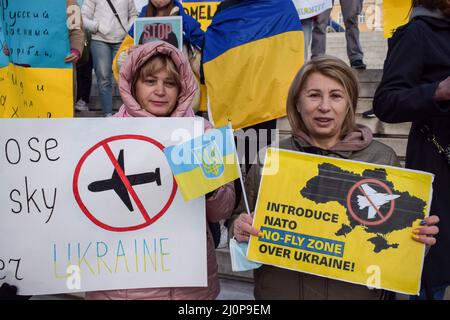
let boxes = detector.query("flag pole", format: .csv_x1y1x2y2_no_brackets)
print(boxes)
228,121,251,215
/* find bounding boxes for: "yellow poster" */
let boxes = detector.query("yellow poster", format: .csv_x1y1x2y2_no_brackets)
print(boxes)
248,148,434,295
383,0,411,38
182,1,221,31
0,65,73,118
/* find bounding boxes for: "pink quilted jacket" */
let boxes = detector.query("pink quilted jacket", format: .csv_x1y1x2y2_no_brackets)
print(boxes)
85,42,235,300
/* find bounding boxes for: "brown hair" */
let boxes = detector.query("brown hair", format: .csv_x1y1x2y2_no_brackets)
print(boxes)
146,0,175,17
412,0,450,18
286,55,359,138
132,53,181,100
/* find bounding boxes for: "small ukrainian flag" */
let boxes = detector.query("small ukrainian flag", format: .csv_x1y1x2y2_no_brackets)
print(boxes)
164,126,240,201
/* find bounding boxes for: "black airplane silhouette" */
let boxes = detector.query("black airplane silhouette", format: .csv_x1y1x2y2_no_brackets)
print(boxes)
88,149,161,212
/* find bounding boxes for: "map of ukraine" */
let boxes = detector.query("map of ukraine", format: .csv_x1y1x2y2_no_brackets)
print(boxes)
300,163,426,253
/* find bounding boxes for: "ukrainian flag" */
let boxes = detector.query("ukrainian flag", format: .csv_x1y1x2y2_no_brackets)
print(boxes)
203,0,304,129
164,126,240,201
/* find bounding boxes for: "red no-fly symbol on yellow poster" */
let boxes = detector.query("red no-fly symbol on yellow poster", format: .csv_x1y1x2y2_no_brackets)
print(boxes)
346,179,400,226
73,135,177,232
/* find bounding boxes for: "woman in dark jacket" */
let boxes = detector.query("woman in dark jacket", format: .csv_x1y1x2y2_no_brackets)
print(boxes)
373,0,450,300
231,55,439,300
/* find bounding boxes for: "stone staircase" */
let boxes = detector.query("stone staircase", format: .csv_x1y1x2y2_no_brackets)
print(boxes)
324,31,388,69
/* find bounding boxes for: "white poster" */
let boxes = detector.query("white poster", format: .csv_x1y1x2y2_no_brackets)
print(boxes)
292,0,333,19
0,118,206,295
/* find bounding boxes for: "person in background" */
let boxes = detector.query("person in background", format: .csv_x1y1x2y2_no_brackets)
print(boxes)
66,0,85,67
294,0,333,61
74,0,93,113
312,0,366,70
85,41,235,299
231,55,439,300
131,0,204,49
82,0,138,117
374,0,450,300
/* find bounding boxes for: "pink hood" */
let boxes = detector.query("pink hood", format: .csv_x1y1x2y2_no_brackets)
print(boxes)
116,41,197,118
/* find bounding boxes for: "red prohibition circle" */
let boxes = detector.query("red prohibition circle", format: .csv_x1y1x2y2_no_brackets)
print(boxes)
72,135,177,232
346,178,395,226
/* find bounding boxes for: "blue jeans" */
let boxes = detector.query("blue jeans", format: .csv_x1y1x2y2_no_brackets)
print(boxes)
90,40,121,115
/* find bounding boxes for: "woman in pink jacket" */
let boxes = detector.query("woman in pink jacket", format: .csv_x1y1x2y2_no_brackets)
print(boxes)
86,41,235,300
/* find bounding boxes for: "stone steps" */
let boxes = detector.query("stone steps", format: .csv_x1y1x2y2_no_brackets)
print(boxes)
325,32,388,69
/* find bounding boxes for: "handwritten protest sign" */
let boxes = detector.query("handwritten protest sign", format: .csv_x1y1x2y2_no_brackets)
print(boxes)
248,148,434,295
182,0,221,31
0,0,73,118
0,118,207,295
134,16,183,50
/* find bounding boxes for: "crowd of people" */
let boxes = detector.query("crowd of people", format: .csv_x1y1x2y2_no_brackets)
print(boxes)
0,0,449,301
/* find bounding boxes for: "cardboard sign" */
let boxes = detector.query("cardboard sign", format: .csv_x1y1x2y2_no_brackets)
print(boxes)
0,0,73,118
383,0,411,38
134,16,183,50
248,148,434,295
0,118,207,295
182,0,221,31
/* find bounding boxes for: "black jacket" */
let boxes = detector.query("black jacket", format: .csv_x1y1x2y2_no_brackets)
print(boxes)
374,15,450,290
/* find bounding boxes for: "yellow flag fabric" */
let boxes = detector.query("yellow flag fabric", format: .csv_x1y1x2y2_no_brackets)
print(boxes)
383,0,411,38
248,148,434,295
113,35,135,82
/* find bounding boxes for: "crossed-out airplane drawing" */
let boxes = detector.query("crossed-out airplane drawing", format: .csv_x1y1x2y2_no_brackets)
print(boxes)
356,183,400,219
87,149,161,212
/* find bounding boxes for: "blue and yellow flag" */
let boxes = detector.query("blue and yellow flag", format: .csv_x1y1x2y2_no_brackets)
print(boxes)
203,0,304,129
164,126,240,201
